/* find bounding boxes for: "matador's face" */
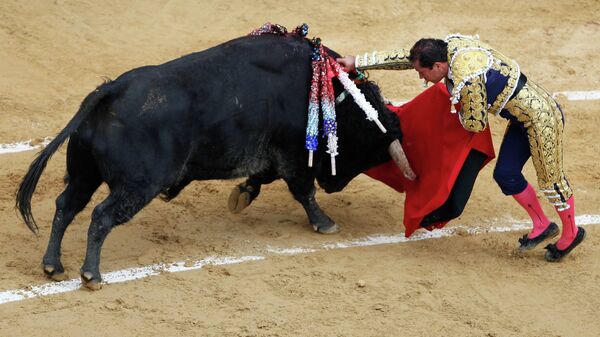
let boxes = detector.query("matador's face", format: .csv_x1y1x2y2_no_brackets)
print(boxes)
413,60,448,84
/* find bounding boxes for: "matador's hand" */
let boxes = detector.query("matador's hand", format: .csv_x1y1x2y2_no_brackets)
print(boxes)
336,56,356,73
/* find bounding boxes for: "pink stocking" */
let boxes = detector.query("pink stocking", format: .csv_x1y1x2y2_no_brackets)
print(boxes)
555,196,577,250
513,184,551,238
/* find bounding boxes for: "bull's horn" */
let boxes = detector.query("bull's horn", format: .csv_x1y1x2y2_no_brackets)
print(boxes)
388,139,416,181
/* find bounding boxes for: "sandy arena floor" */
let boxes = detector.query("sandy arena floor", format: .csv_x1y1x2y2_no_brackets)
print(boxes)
1,1,599,336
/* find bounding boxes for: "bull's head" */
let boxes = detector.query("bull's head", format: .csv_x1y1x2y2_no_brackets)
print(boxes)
314,76,414,193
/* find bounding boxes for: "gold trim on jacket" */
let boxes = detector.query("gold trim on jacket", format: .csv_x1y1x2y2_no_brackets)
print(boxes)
355,49,413,70
446,34,521,132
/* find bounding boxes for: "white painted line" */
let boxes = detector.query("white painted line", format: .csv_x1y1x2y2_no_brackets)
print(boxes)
2,90,599,155
0,138,52,155
553,90,600,101
0,255,263,305
267,214,600,254
1,215,598,305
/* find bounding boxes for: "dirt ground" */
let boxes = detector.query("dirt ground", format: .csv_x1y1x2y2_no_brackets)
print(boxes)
1,1,600,336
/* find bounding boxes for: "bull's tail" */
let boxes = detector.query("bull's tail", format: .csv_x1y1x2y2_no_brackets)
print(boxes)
16,81,116,234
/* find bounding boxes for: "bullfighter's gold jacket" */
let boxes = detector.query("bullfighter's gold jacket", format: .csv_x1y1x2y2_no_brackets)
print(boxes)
355,34,522,133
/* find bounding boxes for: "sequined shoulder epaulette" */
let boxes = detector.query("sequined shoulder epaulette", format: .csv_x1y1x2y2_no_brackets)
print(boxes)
445,33,521,115
445,34,492,103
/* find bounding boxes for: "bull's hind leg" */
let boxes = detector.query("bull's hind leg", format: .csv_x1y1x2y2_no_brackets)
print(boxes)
80,185,158,290
228,170,277,213
43,178,101,281
286,180,340,234
43,142,102,281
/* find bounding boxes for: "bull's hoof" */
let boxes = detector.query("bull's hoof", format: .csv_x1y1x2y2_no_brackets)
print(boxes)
81,271,103,291
313,223,341,235
228,184,251,214
43,264,69,281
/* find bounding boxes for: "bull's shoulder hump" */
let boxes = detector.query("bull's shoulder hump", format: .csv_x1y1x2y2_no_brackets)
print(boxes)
113,35,315,84
175,35,311,62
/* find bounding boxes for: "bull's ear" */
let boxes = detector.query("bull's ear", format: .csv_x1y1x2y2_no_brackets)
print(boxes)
381,106,402,143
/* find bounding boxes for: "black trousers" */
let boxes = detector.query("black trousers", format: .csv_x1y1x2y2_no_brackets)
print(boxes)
419,149,487,228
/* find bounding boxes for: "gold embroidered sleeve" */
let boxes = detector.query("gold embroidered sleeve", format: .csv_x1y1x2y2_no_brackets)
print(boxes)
458,75,489,133
355,49,413,70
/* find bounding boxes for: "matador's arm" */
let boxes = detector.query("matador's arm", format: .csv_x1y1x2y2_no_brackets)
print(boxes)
457,74,489,133
449,47,493,133
355,49,413,71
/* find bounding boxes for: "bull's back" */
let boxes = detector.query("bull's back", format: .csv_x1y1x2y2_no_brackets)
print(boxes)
77,35,315,182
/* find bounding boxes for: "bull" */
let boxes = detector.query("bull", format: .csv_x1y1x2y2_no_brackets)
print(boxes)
16,33,412,289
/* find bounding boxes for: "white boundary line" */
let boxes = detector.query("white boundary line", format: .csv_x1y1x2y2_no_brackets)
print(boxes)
2,90,599,155
1,90,598,304
0,256,264,305
0,137,51,155
552,90,600,101
1,215,598,305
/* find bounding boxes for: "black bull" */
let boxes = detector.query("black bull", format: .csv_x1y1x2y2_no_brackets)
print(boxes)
16,34,412,289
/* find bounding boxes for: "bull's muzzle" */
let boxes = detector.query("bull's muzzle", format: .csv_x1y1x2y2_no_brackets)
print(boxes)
388,139,416,181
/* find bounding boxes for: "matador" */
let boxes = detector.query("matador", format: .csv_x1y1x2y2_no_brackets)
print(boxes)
339,33,585,261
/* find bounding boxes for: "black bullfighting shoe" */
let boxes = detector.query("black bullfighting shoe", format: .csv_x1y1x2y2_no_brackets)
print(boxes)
544,226,586,262
518,222,559,252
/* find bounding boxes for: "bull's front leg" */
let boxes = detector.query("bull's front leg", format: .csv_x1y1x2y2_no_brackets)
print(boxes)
228,171,277,213
228,180,262,213
287,182,340,234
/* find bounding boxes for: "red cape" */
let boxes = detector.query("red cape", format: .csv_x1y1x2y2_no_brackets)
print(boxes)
364,83,495,237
